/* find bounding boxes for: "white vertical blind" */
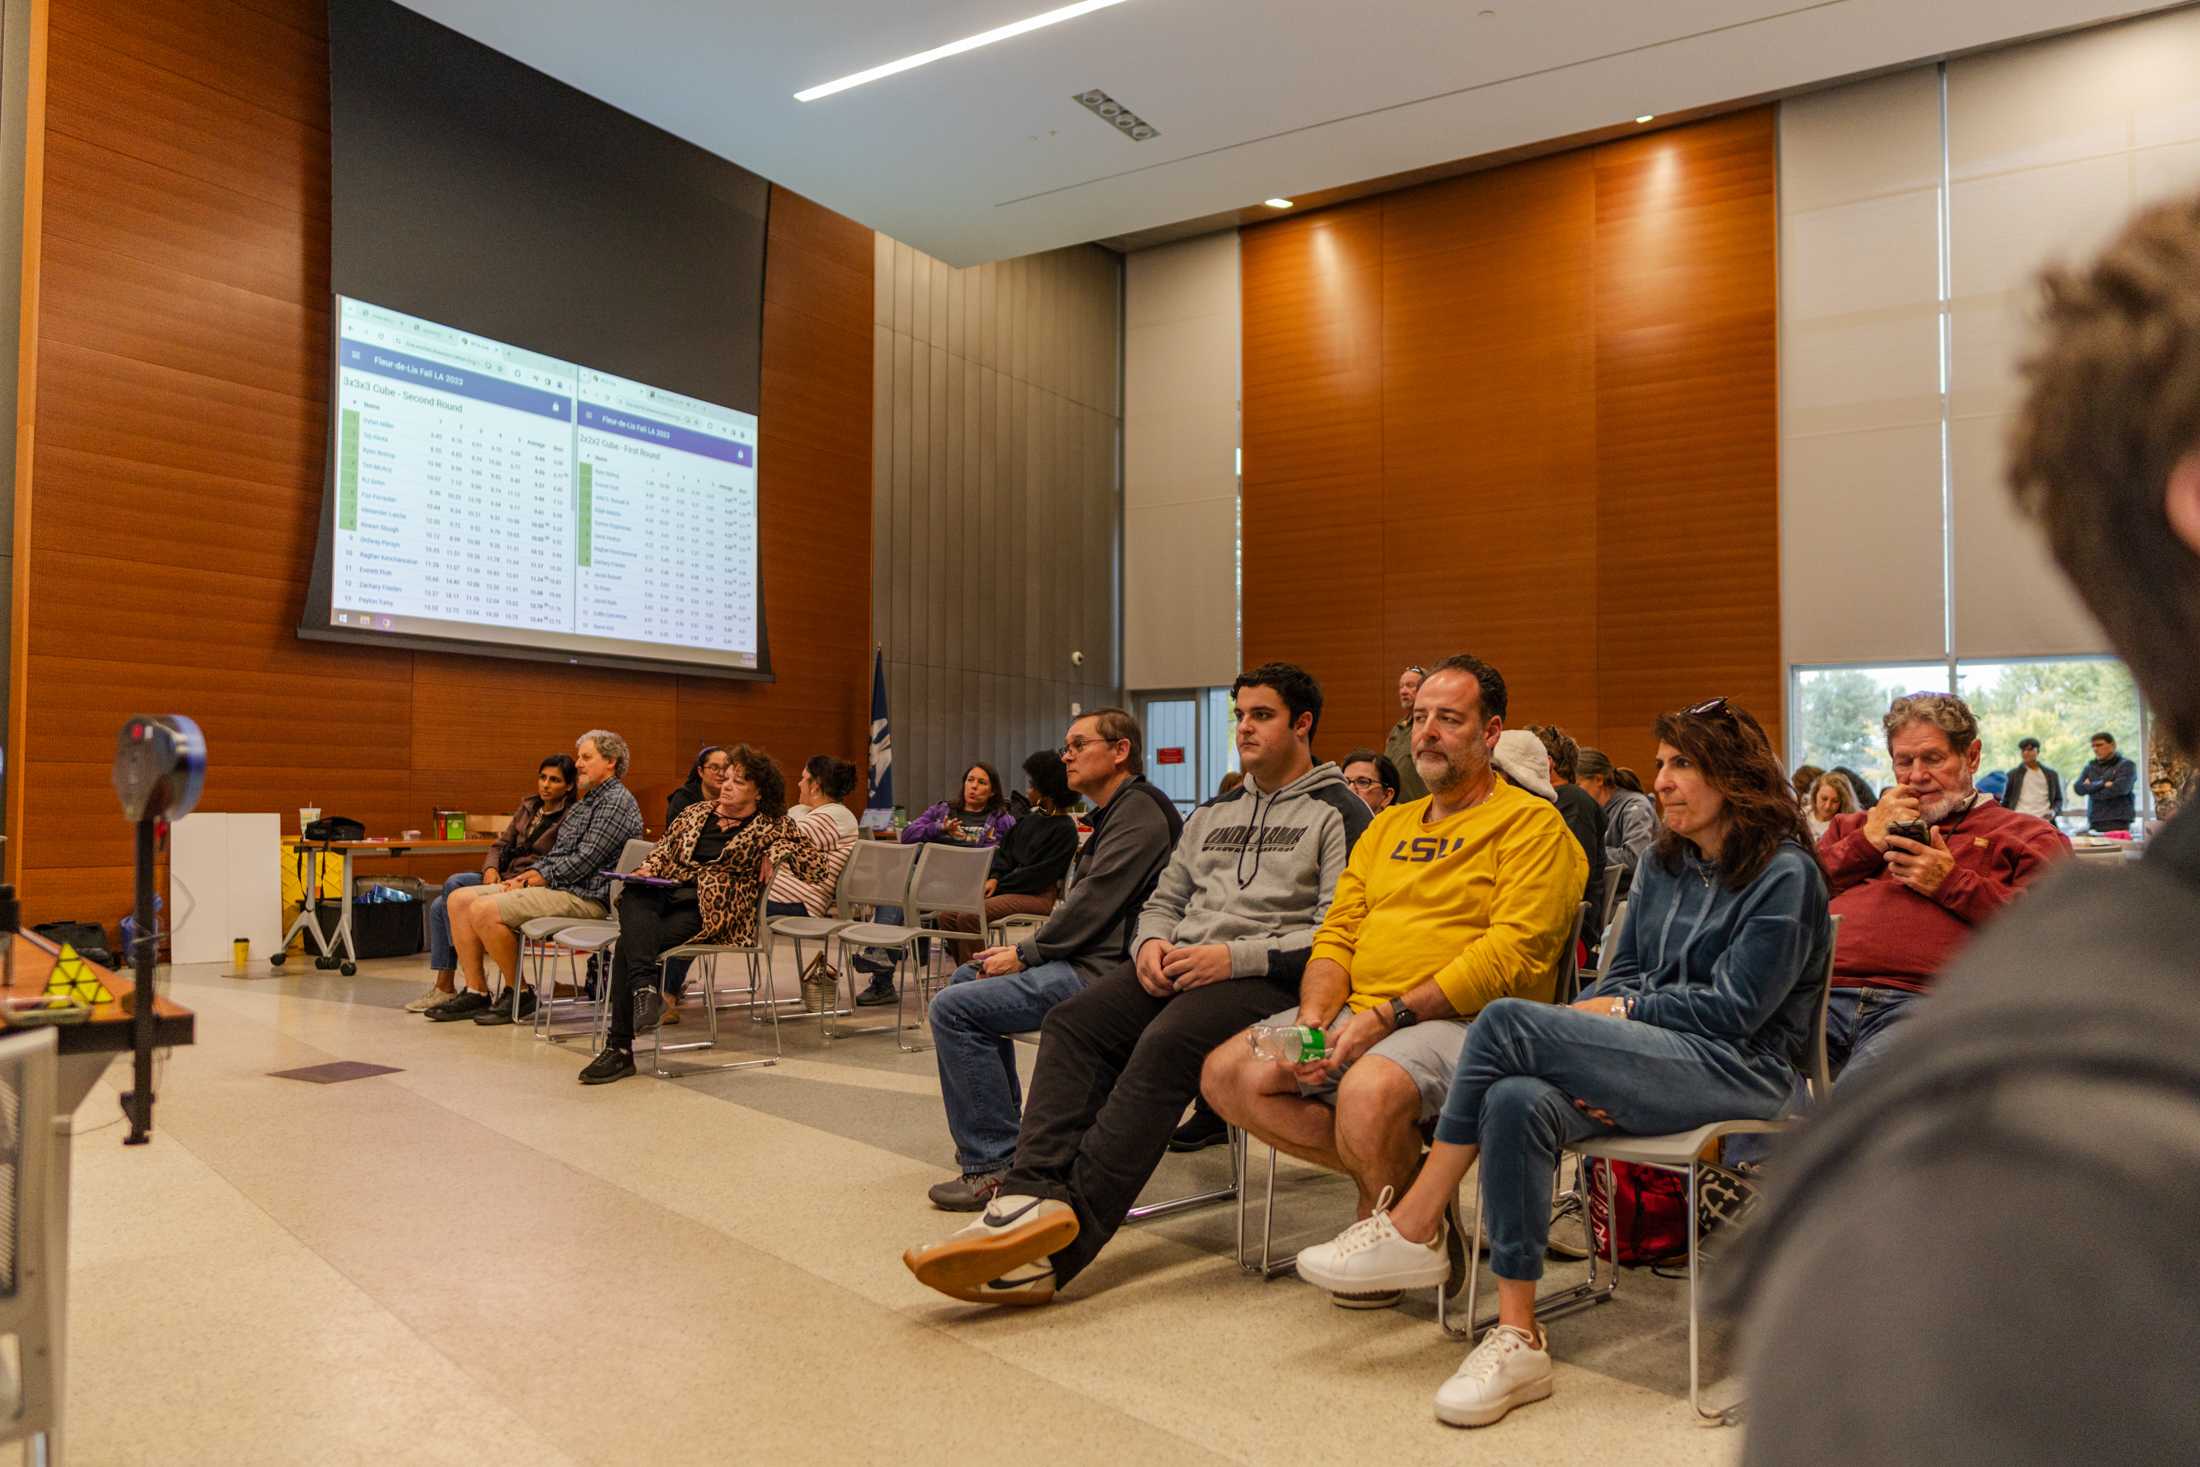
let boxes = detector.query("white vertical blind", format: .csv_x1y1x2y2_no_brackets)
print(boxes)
1124,231,1242,690
1778,68,1948,665
1945,7,2200,657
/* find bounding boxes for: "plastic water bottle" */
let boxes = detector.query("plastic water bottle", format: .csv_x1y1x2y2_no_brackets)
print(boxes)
1248,1023,1329,1064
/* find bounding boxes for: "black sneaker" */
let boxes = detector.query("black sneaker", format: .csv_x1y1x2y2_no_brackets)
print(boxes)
854,978,899,1007
425,989,492,1022
1168,1101,1230,1153
633,988,664,1033
578,1046,636,1085
473,989,538,1025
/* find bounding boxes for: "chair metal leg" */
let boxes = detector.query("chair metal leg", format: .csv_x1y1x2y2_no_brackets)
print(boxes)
1680,1158,1741,1425
1442,1153,1618,1340
1233,1139,1296,1279
1127,1123,1242,1222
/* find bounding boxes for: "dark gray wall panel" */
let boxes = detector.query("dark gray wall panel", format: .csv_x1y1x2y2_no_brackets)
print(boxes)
872,237,1123,814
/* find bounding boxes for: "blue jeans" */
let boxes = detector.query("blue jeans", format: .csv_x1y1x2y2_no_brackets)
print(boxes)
929,960,1084,1175
426,871,483,971
1825,985,1920,1087
1724,986,1923,1166
1434,997,1792,1281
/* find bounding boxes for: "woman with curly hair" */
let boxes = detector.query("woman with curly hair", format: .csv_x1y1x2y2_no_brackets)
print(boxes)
579,744,837,1087
1292,697,1832,1427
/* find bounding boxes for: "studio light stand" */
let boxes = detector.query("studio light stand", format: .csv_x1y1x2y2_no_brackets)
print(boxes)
110,715,205,1145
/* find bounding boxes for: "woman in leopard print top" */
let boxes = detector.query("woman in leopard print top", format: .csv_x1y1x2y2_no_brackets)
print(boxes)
582,744,836,1083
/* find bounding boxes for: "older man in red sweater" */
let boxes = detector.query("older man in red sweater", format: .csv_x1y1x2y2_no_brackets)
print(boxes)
1814,692,2069,1083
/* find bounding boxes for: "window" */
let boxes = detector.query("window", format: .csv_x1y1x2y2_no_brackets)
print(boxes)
1790,663,1947,794
1791,656,2150,820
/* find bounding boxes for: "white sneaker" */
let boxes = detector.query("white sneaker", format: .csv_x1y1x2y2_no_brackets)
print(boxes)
406,987,455,1013
1434,1325,1553,1427
901,1194,1078,1307
1293,1186,1449,1305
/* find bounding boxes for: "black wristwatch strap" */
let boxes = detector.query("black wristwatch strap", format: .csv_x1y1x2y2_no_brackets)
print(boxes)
1386,995,1417,1029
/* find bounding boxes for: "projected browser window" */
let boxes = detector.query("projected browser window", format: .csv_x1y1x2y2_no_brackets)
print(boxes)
328,296,762,670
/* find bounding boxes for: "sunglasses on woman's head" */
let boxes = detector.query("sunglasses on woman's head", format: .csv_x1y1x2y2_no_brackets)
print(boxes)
1686,697,1737,721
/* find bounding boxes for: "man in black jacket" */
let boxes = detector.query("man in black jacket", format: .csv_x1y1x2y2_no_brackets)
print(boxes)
1999,737,2064,823
2073,731,2140,831
1736,188,2200,1465
922,710,1182,1211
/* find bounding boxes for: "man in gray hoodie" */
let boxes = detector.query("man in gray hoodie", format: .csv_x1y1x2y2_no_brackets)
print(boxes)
903,662,1370,1306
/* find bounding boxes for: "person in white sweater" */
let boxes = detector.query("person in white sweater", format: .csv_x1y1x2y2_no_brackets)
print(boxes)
768,756,861,918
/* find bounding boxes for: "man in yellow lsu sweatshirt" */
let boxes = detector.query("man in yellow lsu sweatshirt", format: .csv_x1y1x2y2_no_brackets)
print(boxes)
1205,655,1584,1298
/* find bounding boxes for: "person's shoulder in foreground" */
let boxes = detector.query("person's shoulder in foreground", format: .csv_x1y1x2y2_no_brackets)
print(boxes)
1731,810,2200,1463
1735,185,2200,1465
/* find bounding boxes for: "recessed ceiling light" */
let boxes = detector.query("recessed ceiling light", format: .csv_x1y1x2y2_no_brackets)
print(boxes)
1264,198,1294,209
1635,114,1655,124
795,0,1130,102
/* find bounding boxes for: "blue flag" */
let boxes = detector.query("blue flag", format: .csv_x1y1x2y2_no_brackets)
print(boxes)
861,648,895,830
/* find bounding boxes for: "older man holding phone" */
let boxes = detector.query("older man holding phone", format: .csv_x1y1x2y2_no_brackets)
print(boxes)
1809,692,2070,1082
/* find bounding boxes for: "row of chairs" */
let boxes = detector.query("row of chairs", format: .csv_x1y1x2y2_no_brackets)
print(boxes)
498,836,1027,1076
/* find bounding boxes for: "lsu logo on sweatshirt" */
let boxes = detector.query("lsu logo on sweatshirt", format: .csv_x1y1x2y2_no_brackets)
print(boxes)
1388,834,1468,863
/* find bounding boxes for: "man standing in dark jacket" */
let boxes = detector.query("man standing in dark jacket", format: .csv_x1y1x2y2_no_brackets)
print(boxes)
2073,731,2140,831
1999,737,2064,823
921,710,1182,1210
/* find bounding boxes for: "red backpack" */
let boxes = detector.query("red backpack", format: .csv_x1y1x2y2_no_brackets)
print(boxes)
1585,1160,1691,1265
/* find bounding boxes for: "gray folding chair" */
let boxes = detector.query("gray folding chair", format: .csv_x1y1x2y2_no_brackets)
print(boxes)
528,836,655,1045
828,844,993,1051
770,841,918,1036
1580,898,1631,989
1597,862,1627,932
648,890,782,1077
0,1028,58,1464
1453,916,1844,1422
1553,901,1592,1005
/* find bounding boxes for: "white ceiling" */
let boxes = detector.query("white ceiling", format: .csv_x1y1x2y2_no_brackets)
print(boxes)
396,0,2186,265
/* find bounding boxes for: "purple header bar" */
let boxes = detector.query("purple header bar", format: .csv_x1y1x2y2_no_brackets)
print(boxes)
341,339,571,421
579,403,754,466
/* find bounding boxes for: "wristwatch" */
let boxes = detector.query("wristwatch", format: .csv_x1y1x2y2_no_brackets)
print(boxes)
1385,996,1418,1029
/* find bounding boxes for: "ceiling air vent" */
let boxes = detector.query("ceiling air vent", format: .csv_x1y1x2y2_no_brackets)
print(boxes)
1072,88,1160,142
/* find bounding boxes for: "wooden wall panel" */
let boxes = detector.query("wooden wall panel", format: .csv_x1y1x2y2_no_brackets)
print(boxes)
9,0,872,922
1240,200,1387,762
1242,110,1779,775
1592,111,1782,764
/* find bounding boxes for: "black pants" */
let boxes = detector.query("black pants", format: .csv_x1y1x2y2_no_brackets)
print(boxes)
1002,962,1297,1287
607,886,703,1046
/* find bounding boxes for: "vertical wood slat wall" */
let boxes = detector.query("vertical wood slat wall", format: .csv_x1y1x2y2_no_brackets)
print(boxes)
871,236,1123,814
1241,109,1781,772
8,0,874,920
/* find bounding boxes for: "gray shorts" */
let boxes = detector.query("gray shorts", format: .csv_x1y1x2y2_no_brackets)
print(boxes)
1261,1004,1468,1121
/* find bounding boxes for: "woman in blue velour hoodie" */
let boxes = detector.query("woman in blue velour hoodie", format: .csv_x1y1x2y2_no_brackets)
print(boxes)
1292,697,1831,1429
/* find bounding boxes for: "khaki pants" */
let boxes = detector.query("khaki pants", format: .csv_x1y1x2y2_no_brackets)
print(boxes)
492,886,608,928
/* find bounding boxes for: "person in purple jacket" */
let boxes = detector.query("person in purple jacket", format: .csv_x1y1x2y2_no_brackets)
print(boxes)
852,762,1017,1005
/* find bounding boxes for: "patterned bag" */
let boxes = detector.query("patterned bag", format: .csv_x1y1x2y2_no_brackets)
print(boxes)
800,952,842,1013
